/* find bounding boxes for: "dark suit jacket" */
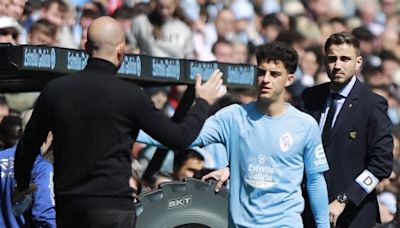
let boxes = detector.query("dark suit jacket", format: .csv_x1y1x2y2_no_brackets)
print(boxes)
300,79,393,228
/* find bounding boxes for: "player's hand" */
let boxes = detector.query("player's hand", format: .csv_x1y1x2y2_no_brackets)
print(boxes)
13,183,37,203
201,166,230,192
329,200,346,227
195,69,226,105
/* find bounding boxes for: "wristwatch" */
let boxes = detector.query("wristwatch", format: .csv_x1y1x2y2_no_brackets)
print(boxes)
336,194,350,204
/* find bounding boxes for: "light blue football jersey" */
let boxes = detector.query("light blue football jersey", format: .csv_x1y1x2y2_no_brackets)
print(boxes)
193,102,329,227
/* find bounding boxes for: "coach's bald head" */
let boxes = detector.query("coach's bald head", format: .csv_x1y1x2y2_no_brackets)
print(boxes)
85,16,125,67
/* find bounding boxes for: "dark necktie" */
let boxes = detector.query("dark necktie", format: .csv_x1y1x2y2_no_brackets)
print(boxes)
322,93,340,145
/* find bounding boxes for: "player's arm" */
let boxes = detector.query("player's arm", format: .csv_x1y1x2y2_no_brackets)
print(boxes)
306,171,329,228
134,70,224,151
137,104,233,149
303,118,330,227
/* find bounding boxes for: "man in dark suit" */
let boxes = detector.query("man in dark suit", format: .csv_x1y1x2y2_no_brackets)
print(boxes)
301,32,393,227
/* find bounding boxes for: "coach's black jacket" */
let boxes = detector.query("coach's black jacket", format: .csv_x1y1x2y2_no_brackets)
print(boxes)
14,58,210,209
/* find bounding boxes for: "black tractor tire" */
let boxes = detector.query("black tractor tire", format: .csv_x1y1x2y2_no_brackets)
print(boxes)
135,178,229,228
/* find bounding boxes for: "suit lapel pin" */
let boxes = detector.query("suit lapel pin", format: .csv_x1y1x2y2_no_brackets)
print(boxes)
349,104,352,108
350,131,357,139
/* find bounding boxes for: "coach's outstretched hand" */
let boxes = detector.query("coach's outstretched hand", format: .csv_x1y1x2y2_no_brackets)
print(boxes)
195,69,226,105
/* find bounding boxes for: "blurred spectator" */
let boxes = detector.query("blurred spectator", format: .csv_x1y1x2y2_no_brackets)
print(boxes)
295,15,321,44
362,57,387,87
282,0,305,17
5,0,25,20
131,0,194,58
230,0,255,44
144,86,170,115
0,110,55,228
0,0,9,16
0,97,9,123
41,0,67,29
352,26,376,57
211,38,235,63
232,41,248,64
380,28,400,60
113,5,134,47
28,18,57,45
74,2,103,45
275,29,306,81
0,16,21,44
356,0,384,36
76,7,102,49
377,191,398,225
203,8,236,54
329,17,349,33
42,0,76,48
300,44,324,87
173,148,204,181
0,115,22,150
179,0,199,26
259,13,283,44
306,0,344,22
381,51,400,84
376,0,398,24
276,29,306,62
5,19,57,116
131,2,150,18
371,85,400,124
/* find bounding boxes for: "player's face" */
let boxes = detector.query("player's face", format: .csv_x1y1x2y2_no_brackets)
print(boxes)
325,43,362,89
257,60,294,103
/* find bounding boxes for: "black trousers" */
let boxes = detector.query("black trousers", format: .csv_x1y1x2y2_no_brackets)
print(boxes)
56,197,136,228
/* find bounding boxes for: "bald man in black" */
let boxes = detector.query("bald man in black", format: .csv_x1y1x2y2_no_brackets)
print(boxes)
14,16,224,228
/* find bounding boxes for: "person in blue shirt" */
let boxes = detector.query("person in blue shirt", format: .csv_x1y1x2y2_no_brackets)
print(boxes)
138,41,330,227
0,145,56,228
0,129,56,228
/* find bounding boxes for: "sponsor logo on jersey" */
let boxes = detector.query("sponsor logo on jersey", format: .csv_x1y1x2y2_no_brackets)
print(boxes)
245,155,278,189
0,158,14,178
313,144,328,167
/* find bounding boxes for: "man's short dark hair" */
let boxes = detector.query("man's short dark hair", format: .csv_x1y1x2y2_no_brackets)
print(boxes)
211,38,233,55
29,19,57,38
261,13,282,28
173,149,204,174
324,32,361,56
255,41,298,74
275,30,305,46
329,17,347,26
42,0,68,13
0,115,22,135
352,26,375,41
